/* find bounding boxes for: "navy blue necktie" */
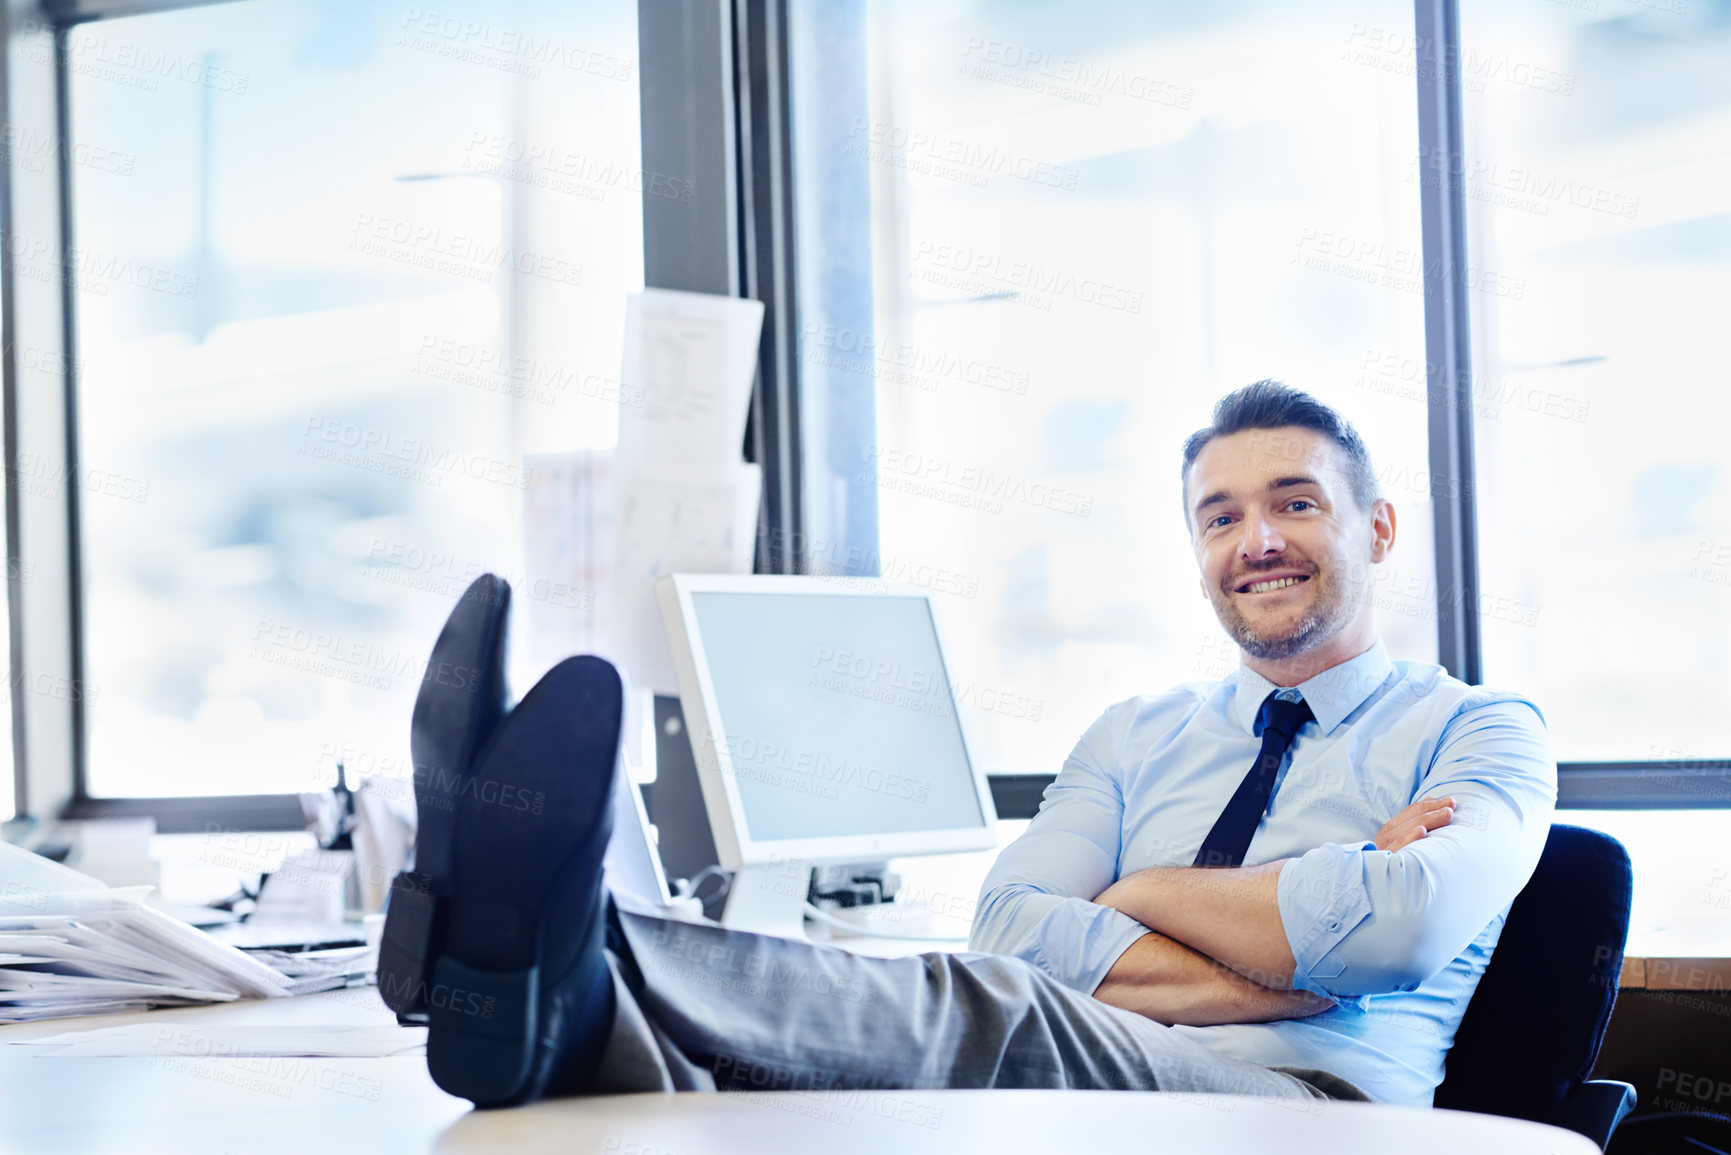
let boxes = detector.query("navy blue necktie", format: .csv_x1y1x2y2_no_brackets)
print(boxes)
1193,693,1315,868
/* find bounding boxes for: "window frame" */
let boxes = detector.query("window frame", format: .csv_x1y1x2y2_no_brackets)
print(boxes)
4,0,1722,831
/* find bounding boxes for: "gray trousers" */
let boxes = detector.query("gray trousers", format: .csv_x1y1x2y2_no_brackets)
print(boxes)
589,908,1369,1103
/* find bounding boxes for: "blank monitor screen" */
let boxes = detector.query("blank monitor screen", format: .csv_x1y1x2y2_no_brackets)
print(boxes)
688,590,987,843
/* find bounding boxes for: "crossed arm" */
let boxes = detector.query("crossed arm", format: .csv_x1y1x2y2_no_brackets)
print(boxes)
968,697,1555,1030
1089,797,1456,1026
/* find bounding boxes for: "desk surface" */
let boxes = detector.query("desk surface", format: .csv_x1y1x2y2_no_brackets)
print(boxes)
0,988,1598,1155
1620,923,1731,990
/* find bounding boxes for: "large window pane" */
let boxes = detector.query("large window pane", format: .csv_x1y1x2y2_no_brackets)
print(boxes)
1461,3,1731,764
794,0,1438,776
73,0,642,796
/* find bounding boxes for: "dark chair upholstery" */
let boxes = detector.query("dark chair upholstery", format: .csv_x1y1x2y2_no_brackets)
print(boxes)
1434,824,1638,1150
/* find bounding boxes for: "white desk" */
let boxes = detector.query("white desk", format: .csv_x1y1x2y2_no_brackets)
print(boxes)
0,986,1598,1155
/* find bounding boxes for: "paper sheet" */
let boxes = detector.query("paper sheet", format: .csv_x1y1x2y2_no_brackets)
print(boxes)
599,460,762,694
617,289,765,467
521,449,615,673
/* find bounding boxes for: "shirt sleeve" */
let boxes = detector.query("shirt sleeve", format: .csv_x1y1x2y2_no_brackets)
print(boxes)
969,703,1152,994
1275,694,1558,999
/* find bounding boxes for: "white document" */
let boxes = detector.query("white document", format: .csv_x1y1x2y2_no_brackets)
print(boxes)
250,849,350,927
600,461,762,695
618,288,765,466
521,450,616,673
18,1023,426,1058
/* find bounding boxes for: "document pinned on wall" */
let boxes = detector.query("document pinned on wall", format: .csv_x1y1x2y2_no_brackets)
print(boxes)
592,287,767,697
522,450,615,675
617,288,765,466
601,460,762,696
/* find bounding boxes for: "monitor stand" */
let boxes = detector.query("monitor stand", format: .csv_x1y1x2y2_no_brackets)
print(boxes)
720,859,814,940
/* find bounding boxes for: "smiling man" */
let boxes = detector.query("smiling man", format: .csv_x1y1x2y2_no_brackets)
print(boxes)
970,379,1557,1104
400,380,1555,1112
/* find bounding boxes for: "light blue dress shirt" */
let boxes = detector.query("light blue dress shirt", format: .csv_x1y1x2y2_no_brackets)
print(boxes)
969,639,1557,1106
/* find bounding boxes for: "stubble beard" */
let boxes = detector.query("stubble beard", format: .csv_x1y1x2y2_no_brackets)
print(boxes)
1215,565,1360,661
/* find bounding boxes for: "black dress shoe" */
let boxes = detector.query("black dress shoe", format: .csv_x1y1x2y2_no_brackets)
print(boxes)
378,574,512,1020
424,654,623,1107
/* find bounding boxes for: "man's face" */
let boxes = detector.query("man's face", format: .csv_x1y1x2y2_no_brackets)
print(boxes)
1186,427,1390,661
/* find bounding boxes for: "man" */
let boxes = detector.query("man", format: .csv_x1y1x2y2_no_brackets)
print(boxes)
969,379,1554,1105
381,380,1554,1110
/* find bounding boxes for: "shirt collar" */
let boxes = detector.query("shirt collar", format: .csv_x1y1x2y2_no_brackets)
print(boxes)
1227,639,1395,737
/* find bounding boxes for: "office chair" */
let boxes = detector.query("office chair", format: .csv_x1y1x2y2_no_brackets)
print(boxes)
1433,824,1638,1151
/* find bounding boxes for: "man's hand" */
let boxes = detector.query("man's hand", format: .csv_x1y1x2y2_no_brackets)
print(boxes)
1374,796,1456,852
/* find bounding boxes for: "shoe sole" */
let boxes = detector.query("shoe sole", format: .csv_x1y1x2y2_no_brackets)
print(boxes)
424,654,622,1107
378,574,511,1019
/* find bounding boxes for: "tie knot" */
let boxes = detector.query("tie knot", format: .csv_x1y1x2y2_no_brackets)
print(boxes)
1258,693,1314,743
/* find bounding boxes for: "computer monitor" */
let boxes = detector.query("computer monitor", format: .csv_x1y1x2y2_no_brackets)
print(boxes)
655,574,998,937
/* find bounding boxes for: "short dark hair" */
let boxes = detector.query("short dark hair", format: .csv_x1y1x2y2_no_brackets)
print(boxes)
1180,380,1382,532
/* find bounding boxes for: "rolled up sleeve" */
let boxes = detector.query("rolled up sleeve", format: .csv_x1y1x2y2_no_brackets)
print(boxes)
1276,695,1557,999
970,704,1151,994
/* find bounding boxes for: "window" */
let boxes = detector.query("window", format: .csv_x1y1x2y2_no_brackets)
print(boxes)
69,0,642,798
793,0,1438,775
1459,1,1731,766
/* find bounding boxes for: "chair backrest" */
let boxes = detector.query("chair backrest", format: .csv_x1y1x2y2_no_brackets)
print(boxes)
1434,824,1633,1121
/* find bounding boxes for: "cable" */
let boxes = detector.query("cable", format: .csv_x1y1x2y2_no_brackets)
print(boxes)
673,865,731,903
801,901,969,943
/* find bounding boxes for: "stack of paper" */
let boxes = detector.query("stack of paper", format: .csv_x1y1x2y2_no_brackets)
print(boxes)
0,841,292,1023
238,946,376,997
